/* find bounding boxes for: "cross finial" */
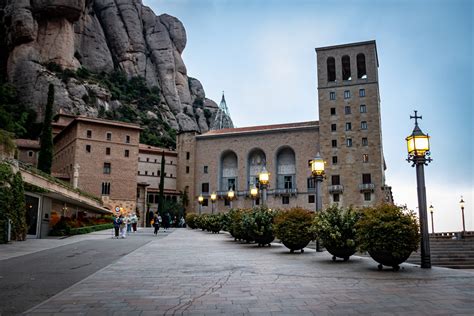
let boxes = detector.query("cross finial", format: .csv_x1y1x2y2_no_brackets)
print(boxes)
410,110,422,126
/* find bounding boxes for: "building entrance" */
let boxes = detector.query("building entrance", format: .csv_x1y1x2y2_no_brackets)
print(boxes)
25,195,40,237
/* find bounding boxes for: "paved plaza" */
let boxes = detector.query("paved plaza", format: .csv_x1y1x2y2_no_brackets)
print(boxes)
20,228,474,315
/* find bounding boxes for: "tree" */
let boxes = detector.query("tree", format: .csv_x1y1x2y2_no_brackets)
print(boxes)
157,151,166,215
37,84,54,174
11,171,27,240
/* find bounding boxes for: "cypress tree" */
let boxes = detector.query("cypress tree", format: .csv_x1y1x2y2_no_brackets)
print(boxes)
157,151,166,215
11,171,26,240
37,84,54,174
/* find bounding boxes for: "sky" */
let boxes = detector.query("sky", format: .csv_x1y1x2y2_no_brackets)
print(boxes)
143,0,473,232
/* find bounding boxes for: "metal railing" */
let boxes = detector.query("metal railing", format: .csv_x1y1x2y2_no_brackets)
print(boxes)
328,185,344,194
359,183,375,192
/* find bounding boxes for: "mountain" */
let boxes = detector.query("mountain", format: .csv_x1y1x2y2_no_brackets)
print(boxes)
0,0,219,147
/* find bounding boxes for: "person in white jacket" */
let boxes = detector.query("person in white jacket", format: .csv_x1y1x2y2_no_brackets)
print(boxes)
119,214,127,238
130,213,138,232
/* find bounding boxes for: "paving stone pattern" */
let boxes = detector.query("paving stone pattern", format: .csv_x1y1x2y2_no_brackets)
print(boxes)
26,229,474,315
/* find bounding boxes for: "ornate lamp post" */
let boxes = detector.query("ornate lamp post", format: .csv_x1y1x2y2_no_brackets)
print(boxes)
197,194,204,215
460,196,465,234
406,110,432,269
310,152,325,252
429,204,434,234
227,188,235,209
250,185,259,207
210,192,217,214
258,166,270,206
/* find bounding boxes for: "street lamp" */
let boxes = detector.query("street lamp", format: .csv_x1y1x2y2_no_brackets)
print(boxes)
460,196,465,234
227,188,235,209
429,204,434,234
197,194,204,215
406,110,432,269
210,192,217,214
250,185,259,207
258,166,270,206
310,152,325,252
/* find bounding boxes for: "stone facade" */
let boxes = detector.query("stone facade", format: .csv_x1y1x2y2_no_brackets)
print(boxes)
52,116,141,213
177,40,391,214
15,139,40,167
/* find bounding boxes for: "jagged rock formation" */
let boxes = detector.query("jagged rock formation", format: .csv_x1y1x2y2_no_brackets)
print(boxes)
0,0,219,138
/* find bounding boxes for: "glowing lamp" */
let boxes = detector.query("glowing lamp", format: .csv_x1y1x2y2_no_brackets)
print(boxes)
210,192,217,202
227,189,235,200
310,152,325,176
250,186,258,198
198,195,204,204
460,197,465,209
258,166,270,185
406,125,430,157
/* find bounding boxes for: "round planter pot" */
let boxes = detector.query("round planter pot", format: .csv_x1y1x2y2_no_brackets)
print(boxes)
282,240,311,253
368,250,412,271
254,233,275,247
325,246,356,261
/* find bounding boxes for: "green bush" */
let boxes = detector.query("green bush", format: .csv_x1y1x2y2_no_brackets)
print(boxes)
186,213,198,229
69,223,113,235
206,214,223,233
230,209,254,242
242,206,278,246
356,204,420,268
274,207,315,253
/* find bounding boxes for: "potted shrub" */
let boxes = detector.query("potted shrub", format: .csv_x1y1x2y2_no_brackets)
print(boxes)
186,213,198,229
230,209,254,242
243,206,278,247
312,205,361,261
273,207,315,253
356,204,420,271
207,214,223,234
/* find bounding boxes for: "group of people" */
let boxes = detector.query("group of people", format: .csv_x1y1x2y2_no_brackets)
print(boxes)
113,213,138,238
151,212,186,235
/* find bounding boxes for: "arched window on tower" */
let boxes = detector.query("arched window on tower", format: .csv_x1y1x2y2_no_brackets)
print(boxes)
276,147,296,191
247,148,266,189
327,57,336,82
357,53,367,79
220,150,238,191
342,55,351,81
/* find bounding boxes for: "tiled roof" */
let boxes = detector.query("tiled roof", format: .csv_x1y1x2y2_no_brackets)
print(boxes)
139,143,177,155
201,121,319,136
74,116,141,130
15,139,40,149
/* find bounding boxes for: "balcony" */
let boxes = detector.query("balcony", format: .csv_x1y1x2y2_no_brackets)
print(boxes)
359,183,375,192
274,188,298,196
328,185,344,194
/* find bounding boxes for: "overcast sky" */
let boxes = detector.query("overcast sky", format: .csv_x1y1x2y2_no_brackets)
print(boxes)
144,0,473,232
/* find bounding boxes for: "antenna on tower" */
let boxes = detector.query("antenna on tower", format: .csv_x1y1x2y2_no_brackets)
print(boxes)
210,91,234,130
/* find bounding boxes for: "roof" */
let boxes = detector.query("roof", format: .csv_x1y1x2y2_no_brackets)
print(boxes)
199,121,319,138
138,143,177,156
15,139,40,149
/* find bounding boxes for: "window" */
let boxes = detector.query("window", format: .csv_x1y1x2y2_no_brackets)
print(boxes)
363,154,369,163
227,178,236,191
202,198,208,207
106,147,111,155
106,132,112,141
330,92,336,100
360,104,367,113
342,55,351,80
202,183,209,193
330,107,336,115
361,121,368,130
357,53,367,79
103,163,111,174
359,89,366,97
362,173,372,184
362,137,368,146
345,122,352,131
331,175,340,185
332,156,338,164
364,192,371,201
186,166,190,174
28,151,34,157
331,123,337,132
126,135,130,143
345,106,351,115
282,196,290,205
158,170,161,176
307,177,316,189
170,161,173,165
204,166,208,173
124,150,129,157
152,172,154,176
138,171,140,175
224,199,230,206
85,145,91,153
255,198,260,206
344,90,351,99
333,193,340,202
101,182,110,195
146,158,149,162
186,152,190,160
346,138,353,147
332,140,337,148
145,171,148,175
284,176,293,189
87,130,92,138
308,195,315,203
327,57,336,82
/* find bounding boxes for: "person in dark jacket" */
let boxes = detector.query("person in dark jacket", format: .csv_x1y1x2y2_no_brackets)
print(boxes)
153,213,160,235
163,212,171,231
113,215,122,238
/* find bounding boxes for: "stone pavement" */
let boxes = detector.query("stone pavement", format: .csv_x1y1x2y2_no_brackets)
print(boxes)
25,229,474,315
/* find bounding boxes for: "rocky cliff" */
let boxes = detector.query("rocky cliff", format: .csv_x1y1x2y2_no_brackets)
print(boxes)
0,0,218,146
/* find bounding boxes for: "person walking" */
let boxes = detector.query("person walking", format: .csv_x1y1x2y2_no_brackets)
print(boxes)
113,215,122,238
153,212,161,235
126,213,132,233
119,214,127,238
163,212,170,231
130,212,138,232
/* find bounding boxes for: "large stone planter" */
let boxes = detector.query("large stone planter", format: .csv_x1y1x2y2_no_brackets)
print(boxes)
254,233,274,247
326,246,356,261
368,250,412,271
282,240,311,253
